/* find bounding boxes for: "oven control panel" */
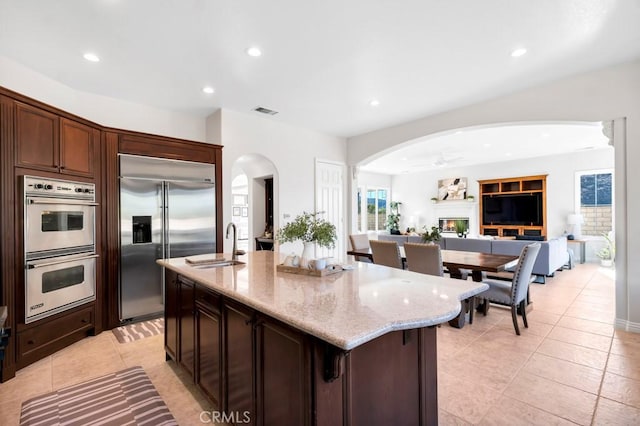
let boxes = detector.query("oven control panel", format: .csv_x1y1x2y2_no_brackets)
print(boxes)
24,176,95,201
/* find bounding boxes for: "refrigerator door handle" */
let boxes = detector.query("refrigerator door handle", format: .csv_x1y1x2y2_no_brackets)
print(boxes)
164,181,170,259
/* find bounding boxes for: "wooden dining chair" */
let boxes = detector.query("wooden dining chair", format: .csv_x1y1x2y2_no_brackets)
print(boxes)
349,234,372,263
403,243,443,276
369,240,403,269
478,242,541,335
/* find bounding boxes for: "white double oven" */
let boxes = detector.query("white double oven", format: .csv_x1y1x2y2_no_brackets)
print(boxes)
23,176,98,324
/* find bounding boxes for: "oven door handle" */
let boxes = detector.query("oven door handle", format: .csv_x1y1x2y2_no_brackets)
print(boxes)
27,254,99,269
27,199,98,206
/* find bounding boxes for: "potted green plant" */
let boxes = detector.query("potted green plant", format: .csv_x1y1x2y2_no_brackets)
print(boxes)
276,211,337,267
430,197,438,204
421,225,442,243
454,220,467,238
466,195,475,202
596,231,615,267
385,201,402,235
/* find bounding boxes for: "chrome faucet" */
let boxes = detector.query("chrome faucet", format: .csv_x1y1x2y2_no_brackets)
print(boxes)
226,222,239,261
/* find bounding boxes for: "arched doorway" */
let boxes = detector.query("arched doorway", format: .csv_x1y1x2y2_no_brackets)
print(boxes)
231,154,279,251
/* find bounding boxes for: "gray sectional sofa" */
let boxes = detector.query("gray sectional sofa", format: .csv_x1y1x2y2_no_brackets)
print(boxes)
378,234,569,283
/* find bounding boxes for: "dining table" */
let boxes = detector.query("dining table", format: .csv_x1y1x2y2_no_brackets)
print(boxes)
346,246,520,328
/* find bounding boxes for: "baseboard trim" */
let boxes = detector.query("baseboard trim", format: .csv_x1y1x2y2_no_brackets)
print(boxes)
615,319,640,333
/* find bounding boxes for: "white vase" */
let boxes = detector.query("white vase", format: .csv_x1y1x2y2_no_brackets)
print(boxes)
299,242,314,268
600,259,613,268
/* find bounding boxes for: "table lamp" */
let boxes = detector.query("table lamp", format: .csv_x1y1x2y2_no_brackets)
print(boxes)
567,213,584,239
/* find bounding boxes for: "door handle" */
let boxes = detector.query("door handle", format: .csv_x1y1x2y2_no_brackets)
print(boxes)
28,199,98,206
27,254,99,269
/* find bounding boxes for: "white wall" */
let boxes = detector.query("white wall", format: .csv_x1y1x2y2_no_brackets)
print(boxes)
206,109,347,255
347,60,640,332
0,56,206,141
393,147,614,238
358,171,392,188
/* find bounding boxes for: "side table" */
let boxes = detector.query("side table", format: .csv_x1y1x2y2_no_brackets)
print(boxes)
567,239,587,264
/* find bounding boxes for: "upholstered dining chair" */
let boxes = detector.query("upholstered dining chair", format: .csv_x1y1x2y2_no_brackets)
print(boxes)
349,234,372,263
478,242,541,335
369,240,403,269
403,243,443,276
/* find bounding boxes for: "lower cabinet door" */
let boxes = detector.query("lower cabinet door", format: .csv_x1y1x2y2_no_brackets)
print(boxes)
179,278,195,378
257,316,310,425
196,305,222,408
164,270,178,360
224,301,255,424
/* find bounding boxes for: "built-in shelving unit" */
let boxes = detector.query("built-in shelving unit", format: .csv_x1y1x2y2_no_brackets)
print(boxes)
478,175,547,238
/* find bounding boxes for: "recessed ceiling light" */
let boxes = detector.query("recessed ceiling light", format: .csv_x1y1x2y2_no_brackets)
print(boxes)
202,86,215,94
483,143,492,148
83,52,100,62
246,46,262,57
369,99,380,107
401,157,408,161
511,47,527,58
505,152,513,157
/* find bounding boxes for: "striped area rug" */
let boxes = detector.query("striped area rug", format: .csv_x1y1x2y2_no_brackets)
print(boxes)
20,366,177,426
112,318,164,343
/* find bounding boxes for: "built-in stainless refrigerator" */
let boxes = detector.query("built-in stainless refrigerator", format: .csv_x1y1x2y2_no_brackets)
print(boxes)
119,154,216,322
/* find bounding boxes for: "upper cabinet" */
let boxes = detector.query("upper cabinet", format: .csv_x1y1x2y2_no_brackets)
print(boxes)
15,102,98,178
59,118,99,177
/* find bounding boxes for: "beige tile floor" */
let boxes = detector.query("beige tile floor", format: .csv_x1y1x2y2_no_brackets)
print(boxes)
1,263,638,425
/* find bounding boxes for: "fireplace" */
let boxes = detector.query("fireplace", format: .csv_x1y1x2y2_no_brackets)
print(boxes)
439,217,470,234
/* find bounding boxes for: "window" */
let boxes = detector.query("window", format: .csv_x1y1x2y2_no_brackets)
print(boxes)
576,170,613,236
357,187,388,232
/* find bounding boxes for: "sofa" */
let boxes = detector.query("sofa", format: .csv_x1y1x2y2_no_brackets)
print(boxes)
377,234,569,283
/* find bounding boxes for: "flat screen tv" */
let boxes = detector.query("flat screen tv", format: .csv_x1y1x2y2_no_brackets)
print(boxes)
482,193,543,226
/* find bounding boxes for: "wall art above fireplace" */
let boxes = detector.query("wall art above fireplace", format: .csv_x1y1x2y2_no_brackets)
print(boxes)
437,177,467,200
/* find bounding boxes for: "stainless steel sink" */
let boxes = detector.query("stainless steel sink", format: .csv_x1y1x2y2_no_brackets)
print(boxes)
190,260,245,269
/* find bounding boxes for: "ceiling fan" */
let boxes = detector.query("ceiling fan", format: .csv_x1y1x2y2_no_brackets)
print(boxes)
432,152,464,167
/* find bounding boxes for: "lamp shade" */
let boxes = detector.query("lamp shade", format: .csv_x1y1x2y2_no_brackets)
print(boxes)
567,213,584,225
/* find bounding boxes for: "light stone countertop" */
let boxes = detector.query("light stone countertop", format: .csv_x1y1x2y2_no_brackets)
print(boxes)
158,251,488,350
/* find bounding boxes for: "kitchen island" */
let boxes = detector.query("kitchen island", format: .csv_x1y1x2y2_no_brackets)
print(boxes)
159,251,488,426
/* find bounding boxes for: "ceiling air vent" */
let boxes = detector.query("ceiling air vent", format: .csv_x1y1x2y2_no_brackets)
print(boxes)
253,106,278,115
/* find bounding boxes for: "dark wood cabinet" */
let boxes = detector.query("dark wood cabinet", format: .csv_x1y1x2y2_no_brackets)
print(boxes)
179,276,195,378
1,86,223,381
163,269,439,425
164,269,179,361
165,271,312,423
225,300,256,424
15,101,59,172
256,315,310,426
59,117,99,177
15,102,98,178
16,305,94,369
195,286,222,408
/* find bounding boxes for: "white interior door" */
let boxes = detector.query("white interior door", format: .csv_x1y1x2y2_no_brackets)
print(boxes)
315,160,345,261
